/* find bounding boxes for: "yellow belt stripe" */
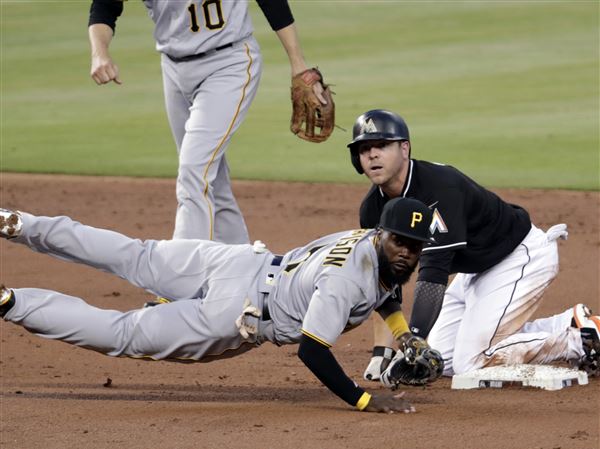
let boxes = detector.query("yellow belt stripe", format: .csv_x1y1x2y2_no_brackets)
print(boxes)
201,43,254,240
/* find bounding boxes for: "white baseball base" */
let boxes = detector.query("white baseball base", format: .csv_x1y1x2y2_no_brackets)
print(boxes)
451,364,588,391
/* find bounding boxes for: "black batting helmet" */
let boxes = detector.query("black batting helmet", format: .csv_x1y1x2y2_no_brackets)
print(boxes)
347,109,410,174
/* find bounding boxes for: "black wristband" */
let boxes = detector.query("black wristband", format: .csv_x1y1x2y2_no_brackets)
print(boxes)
372,346,395,358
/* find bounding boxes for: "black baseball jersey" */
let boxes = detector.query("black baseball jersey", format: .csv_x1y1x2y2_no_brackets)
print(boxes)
360,159,531,282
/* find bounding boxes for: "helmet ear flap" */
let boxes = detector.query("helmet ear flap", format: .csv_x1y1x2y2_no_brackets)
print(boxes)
350,147,364,174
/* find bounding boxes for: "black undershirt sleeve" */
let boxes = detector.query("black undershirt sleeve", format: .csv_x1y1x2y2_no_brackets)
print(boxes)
89,0,124,31
298,334,364,407
409,281,447,339
359,187,383,229
417,250,453,284
255,0,295,31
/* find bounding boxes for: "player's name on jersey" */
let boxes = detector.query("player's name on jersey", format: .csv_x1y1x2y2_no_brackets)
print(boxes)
323,229,370,268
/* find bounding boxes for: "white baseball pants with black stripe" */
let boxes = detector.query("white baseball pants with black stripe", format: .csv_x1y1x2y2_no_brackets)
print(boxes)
428,224,584,375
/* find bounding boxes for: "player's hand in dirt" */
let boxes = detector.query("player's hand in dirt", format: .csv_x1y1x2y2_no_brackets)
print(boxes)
363,391,416,414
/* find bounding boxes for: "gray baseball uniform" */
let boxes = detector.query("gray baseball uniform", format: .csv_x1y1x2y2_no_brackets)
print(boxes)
149,0,262,243
92,0,266,243
4,213,389,361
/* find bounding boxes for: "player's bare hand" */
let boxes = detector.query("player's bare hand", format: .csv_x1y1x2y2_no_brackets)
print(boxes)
91,55,122,85
290,66,327,105
312,81,327,105
364,391,416,414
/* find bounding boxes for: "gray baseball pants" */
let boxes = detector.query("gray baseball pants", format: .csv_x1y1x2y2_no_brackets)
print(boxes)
5,212,274,361
161,36,262,243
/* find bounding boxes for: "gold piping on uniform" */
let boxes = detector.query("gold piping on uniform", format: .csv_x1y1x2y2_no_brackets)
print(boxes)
201,42,254,240
301,329,332,348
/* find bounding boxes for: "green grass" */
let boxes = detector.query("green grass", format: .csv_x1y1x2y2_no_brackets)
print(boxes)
1,1,598,189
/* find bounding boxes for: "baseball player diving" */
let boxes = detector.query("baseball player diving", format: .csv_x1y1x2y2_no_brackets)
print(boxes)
0,198,441,413
88,0,334,243
347,109,600,381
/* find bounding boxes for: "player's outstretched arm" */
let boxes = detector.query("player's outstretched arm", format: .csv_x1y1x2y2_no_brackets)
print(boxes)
255,0,326,104
297,334,415,413
88,0,124,85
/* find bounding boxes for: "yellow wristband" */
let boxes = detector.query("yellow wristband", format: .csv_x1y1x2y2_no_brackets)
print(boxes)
384,311,410,340
356,392,372,411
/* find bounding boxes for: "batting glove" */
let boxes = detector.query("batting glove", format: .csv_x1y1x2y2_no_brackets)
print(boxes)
363,346,396,381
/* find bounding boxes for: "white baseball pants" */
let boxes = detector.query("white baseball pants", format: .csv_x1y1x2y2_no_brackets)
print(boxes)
428,224,583,375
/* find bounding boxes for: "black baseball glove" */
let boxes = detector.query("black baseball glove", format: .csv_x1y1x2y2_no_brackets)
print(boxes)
380,336,444,388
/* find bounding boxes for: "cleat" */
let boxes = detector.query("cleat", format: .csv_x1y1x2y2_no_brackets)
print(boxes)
143,297,172,308
572,304,600,376
0,284,13,306
0,284,15,317
572,304,600,333
0,209,22,239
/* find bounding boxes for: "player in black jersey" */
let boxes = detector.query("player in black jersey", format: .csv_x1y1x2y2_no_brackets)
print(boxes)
348,109,599,379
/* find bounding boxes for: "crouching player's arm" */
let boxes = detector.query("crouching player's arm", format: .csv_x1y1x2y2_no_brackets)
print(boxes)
297,331,415,413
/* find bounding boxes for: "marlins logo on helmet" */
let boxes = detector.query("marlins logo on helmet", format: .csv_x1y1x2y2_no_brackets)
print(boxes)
361,118,378,134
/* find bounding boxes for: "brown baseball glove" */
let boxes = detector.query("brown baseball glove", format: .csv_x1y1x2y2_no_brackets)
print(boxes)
290,68,335,143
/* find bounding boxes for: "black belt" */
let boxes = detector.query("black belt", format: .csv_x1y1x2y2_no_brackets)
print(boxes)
166,43,234,63
261,254,283,321
261,296,271,321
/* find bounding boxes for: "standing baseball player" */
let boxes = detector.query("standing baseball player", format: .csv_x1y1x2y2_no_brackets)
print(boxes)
0,198,441,413
88,0,333,243
346,109,600,380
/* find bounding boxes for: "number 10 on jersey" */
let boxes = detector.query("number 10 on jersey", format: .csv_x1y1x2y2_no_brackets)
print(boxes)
188,0,225,32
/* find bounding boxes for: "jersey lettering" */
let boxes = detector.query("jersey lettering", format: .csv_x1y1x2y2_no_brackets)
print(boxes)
202,0,225,30
323,229,369,268
330,246,352,255
284,245,326,274
187,0,225,33
322,255,346,267
187,3,201,32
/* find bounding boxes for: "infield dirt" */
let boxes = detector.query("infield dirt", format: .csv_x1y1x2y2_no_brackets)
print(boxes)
1,173,598,449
